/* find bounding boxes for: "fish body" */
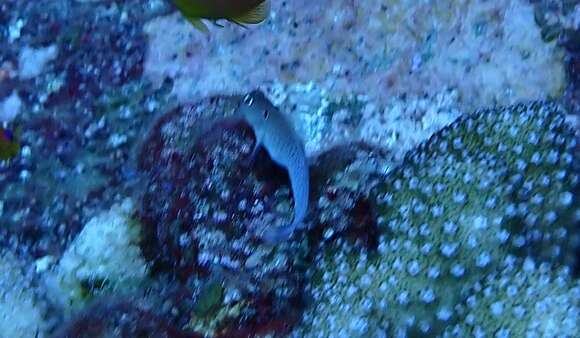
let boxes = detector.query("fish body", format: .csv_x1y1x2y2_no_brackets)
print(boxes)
172,0,269,32
235,90,309,243
0,127,19,160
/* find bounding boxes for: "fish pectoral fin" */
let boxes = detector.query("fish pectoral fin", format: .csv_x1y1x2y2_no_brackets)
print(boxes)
211,20,225,28
187,17,210,33
231,0,269,24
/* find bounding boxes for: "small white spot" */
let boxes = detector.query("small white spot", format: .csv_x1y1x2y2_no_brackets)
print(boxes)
413,203,426,214
463,172,473,183
452,191,466,204
346,285,358,297
19,170,30,181
544,211,557,223
407,260,420,276
443,221,458,235
360,274,372,287
506,285,518,297
440,243,458,257
473,216,488,229
495,328,510,338
398,291,409,305
466,295,477,308
420,289,435,303
436,307,452,321
505,203,516,217
539,175,550,186
428,266,440,279
512,305,525,319
21,145,31,157
467,235,478,248
450,264,465,277
485,197,496,209
508,127,519,138
560,192,573,206
419,223,431,236
531,194,543,205
419,320,431,333
490,301,503,316
394,179,402,190
523,257,536,272
476,252,491,267
546,149,559,164
563,153,572,164
512,235,526,247
496,229,510,243
431,205,444,217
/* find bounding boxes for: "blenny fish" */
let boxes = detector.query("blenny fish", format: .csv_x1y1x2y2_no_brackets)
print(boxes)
235,90,309,244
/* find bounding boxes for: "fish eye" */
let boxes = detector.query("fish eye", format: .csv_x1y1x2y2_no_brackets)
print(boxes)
243,94,254,106
263,110,269,119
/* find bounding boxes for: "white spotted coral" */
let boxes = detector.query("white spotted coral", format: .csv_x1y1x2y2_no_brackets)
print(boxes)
444,258,580,338
293,100,579,337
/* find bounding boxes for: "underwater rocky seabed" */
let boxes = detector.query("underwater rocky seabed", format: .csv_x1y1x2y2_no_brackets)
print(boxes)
0,0,579,337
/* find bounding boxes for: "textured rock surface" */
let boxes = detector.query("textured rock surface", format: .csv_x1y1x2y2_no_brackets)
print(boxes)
0,251,46,338
144,0,565,109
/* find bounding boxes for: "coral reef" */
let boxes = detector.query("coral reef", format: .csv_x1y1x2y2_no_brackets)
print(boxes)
0,0,578,337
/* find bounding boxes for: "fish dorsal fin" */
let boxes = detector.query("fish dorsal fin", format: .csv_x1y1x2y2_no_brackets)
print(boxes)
231,0,269,24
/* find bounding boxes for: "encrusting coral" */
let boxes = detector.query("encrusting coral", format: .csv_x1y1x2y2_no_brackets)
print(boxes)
292,100,579,337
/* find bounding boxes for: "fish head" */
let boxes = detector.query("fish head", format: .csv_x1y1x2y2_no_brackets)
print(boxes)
235,90,275,130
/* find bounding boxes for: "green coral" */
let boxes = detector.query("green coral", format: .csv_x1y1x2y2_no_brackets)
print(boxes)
401,101,578,266
444,259,580,337
294,101,579,337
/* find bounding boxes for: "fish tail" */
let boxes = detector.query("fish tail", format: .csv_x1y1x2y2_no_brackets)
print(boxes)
230,0,269,25
260,221,299,244
288,154,309,227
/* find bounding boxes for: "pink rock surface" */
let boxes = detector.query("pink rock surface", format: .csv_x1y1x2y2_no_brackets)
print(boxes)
144,0,564,110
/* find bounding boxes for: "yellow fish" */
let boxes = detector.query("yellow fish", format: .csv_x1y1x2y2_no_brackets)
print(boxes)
172,0,270,33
